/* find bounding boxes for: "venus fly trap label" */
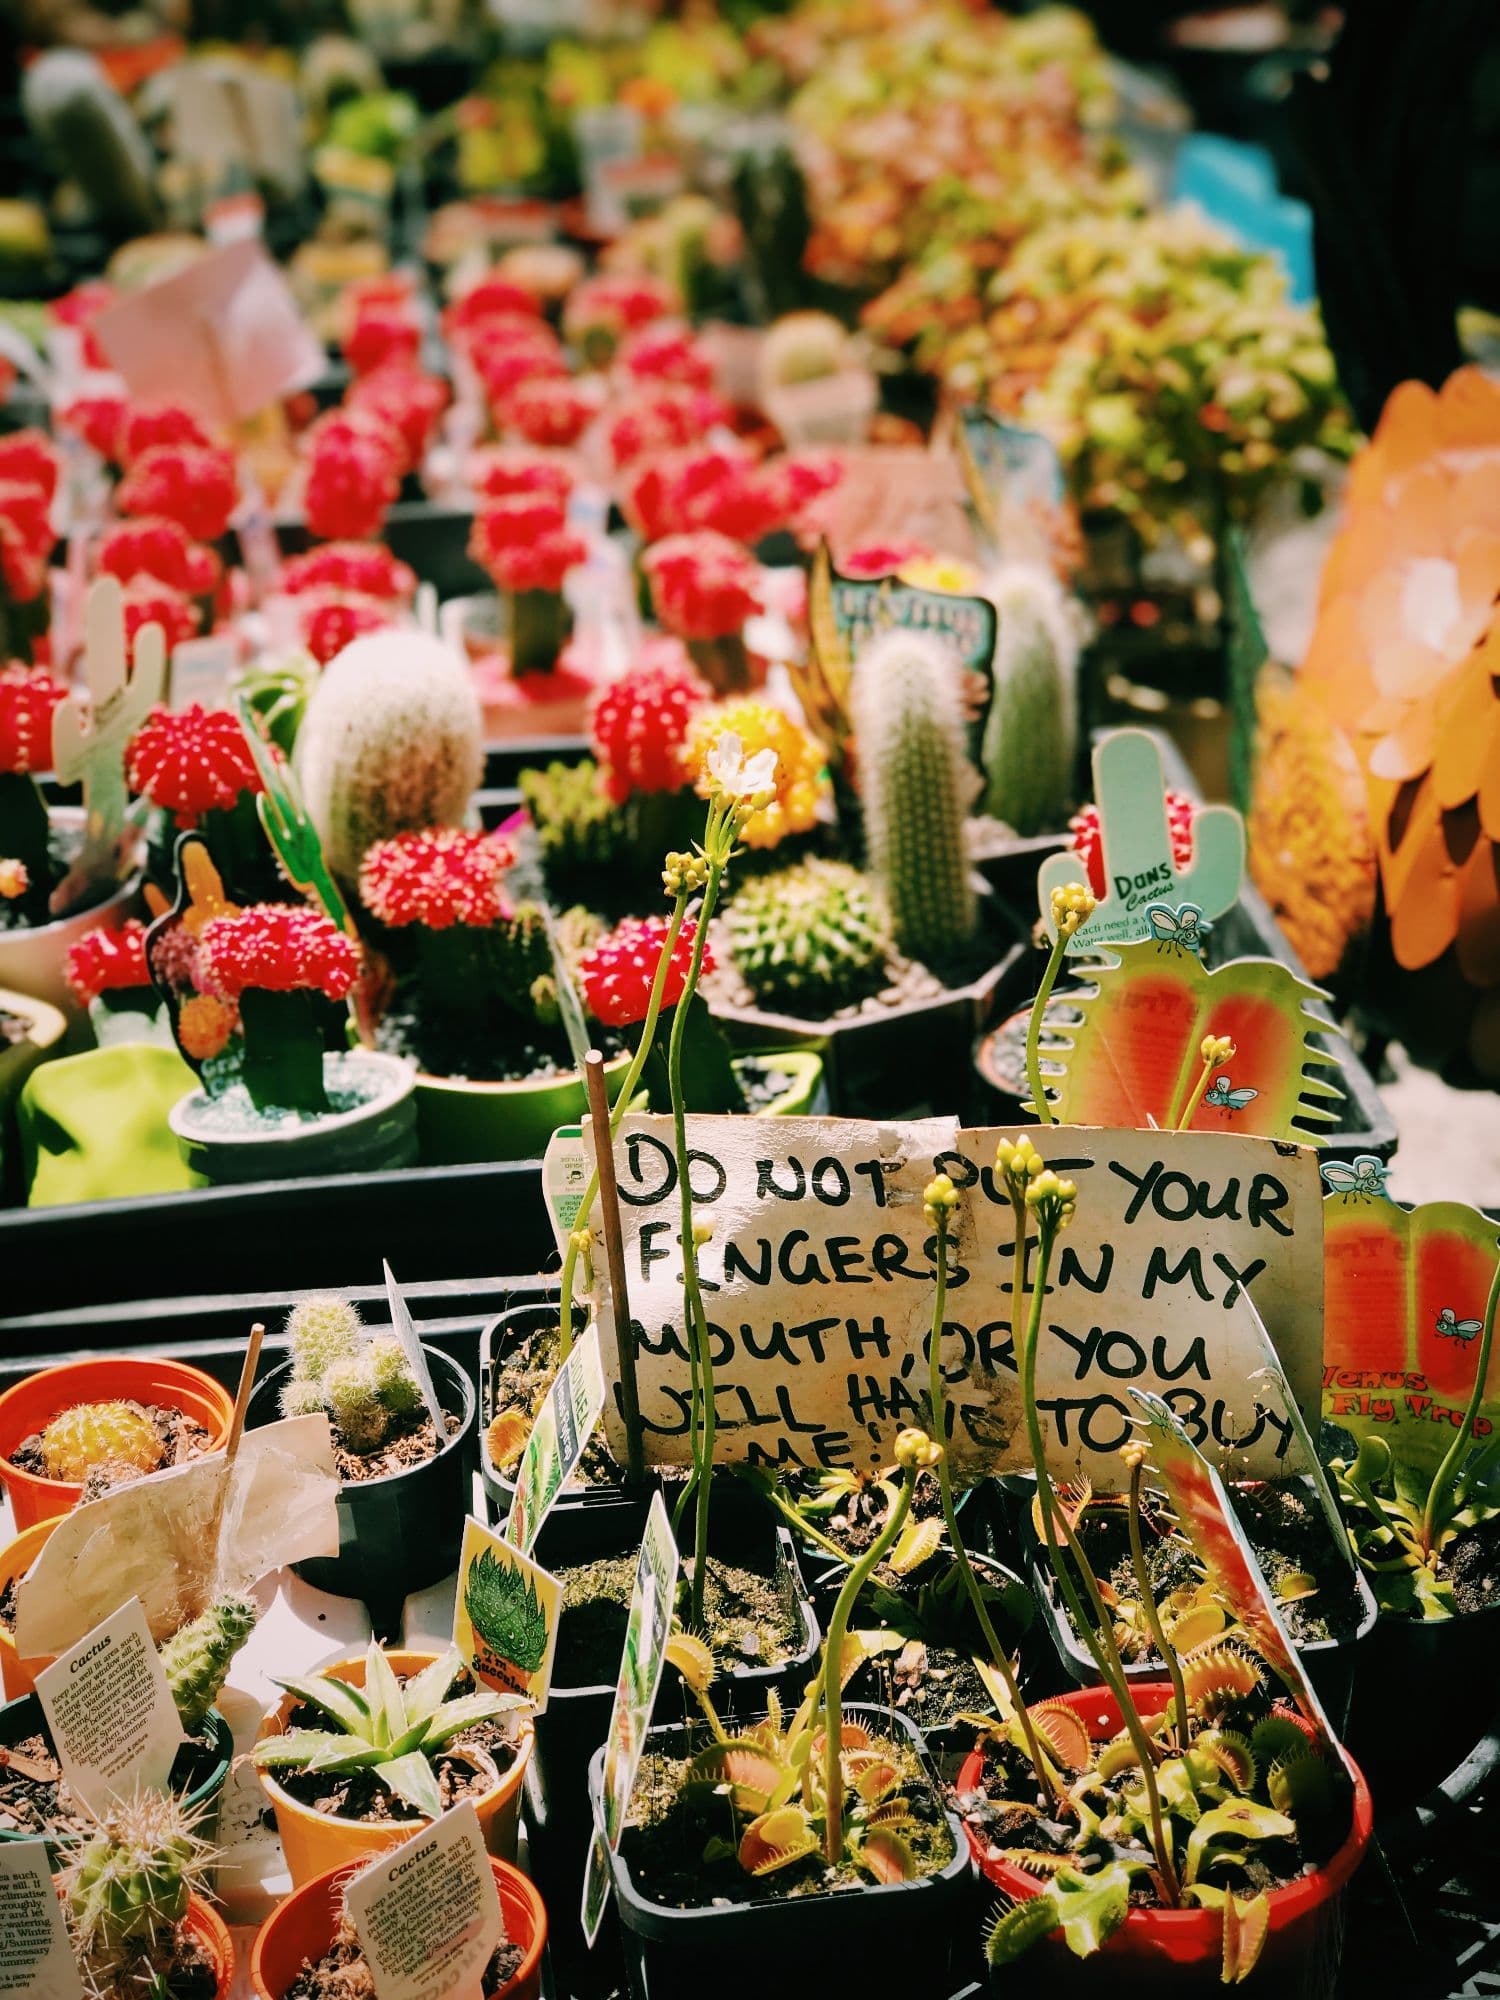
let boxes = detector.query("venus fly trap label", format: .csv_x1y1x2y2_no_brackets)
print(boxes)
505,1321,606,1554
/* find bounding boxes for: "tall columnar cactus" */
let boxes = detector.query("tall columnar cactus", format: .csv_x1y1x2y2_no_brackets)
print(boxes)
980,563,1081,836
159,1596,259,1734
64,1792,214,1994
294,632,483,883
849,629,977,963
727,857,892,1013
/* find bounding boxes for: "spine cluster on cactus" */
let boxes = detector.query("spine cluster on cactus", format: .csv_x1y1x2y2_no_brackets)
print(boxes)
280,1292,423,1455
849,628,978,963
284,1293,364,1382
40,1402,161,1484
159,1596,259,1735
64,1791,214,1992
293,631,483,883
727,856,892,1012
980,563,1081,836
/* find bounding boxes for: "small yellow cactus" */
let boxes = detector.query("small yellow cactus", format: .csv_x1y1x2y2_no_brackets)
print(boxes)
40,1402,161,1484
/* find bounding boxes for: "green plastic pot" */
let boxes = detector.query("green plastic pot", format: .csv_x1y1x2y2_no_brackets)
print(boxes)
414,1051,635,1166
19,1042,204,1206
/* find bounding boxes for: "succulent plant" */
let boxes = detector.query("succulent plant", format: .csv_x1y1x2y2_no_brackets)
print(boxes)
727,856,891,1013
367,1336,424,1418
40,1402,161,1484
760,310,852,387
518,760,624,889
159,1595,259,1735
849,628,977,963
322,1356,390,1453
284,1292,365,1383
63,1790,214,1997
294,632,483,884
980,562,1081,836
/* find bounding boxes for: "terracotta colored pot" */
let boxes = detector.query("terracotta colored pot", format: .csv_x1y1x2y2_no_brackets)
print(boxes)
255,1649,535,1887
181,1892,237,2000
957,1681,1372,1996
0,1355,235,1529
0,1517,58,1697
250,1855,546,2000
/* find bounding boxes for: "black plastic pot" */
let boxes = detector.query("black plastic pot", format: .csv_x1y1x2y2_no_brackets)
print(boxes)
1018,1482,1378,1733
1345,1597,1500,1815
255,501,486,602
591,1701,974,2000
246,1345,476,1635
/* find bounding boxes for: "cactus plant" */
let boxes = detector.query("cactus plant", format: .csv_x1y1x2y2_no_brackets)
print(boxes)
279,1292,423,1457
159,1596,259,1735
63,1791,214,1999
40,1402,161,1484
727,856,892,1013
518,760,624,890
285,1292,365,1382
322,1356,390,1453
294,632,483,884
849,628,978,962
980,563,1081,835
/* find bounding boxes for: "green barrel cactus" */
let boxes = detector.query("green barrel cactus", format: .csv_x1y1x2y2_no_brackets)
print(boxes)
727,856,892,1013
64,1791,214,1992
980,563,1081,835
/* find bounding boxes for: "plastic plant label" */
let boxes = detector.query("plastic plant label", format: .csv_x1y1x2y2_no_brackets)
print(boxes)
453,1516,562,1714
601,1493,679,1848
506,1323,606,1555
956,407,1065,566
384,1261,447,1437
1037,942,1344,1143
344,1801,503,2000
1038,728,1245,951
35,1598,185,1815
543,1125,590,1255
0,1840,85,2000
1129,1389,1340,1751
581,1828,613,1949
170,634,237,712
1323,1193,1500,1471
589,1114,1323,1488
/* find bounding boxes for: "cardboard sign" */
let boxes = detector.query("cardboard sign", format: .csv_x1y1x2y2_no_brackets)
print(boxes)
1322,1193,1500,1471
167,62,304,198
587,1115,1323,1488
1040,943,1344,1144
1038,729,1245,952
454,1517,562,1714
345,1802,503,2000
93,239,324,428
384,1261,448,1438
36,1599,185,1814
0,1841,84,2000
506,1324,607,1555
1130,1390,1338,1750
14,1416,339,1657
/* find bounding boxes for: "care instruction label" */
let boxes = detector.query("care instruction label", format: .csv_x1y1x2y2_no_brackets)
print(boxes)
0,1841,84,2000
345,1801,504,2000
35,1598,184,1815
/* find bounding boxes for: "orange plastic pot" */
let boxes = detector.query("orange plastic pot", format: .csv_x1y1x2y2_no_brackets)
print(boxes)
251,1855,546,2000
254,1650,535,1888
958,1682,1372,1996
0,1356,235,1529
0,1517,58,1698
182,1893,237,2000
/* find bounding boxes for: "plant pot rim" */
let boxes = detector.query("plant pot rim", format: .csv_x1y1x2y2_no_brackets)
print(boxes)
412,1048,631,1099
0,1354,236,1506
169,1048,415,1148
958,1679,1373,1942
0,989,67,1050
248,1854,545,2000
251,1344,475,1493
0,1696,234,1844
255,1647,534,1834
0,804,138,939
709,946,1020,1042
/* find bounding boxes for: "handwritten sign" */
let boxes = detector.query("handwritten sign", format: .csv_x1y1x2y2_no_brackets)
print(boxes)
35,1599,184,1815
1038,729,1245,952
587,1115,1323,1488
454,1516,562,1713
506,1323,606,1555
345,1803,503,2000
0,1842,84,2000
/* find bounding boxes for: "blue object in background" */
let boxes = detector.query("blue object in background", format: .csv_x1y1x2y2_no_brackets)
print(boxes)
1172,133,1314,303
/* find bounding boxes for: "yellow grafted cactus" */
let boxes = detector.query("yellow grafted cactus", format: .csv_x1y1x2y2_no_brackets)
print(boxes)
40,1402,161,1483
683,698,828,850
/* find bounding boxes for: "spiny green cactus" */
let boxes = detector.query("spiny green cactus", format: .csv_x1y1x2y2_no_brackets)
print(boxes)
980,563,1080,835
321,1356,390,1453
279,1374,328,1421
41,1403,161,1484
727,856,892,1013
366,1336,422,1417
518,759,623,888
284,1293,365,1383
294,632,483,883
64,1791,214,1992
849,628,978,963
159,1596,259,1735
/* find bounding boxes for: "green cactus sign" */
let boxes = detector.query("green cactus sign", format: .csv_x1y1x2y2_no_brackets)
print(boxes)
454,1515,562,1713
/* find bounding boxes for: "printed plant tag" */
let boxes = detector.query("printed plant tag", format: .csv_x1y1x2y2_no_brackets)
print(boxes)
345,1802,503,2000
36,1599,184,1815
601,1493,678,1847
581,1827,614,1949
170,634,237,712
454,1517,563,1714
0,1840,85,2000
543,1124,590,1254
506,1324,607,1555
384,1261,447,1436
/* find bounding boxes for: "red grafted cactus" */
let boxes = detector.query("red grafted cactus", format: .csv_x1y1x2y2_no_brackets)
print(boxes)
66,918,152,1003
359,826,515,930
578,914,707,1026
589,647,707,802
199,903,360,1001
126,705,264,825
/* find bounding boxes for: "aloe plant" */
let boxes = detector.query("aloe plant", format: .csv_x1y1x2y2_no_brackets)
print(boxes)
252,1639,525,1821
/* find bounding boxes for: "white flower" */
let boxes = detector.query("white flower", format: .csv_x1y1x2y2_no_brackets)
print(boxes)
704,731,778,803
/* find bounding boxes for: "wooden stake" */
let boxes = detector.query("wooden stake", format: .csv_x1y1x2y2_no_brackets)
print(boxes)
585,1050,644,1487
225,1323,265,1466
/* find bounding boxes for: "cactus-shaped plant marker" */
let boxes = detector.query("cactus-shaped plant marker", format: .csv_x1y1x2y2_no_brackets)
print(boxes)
1038,727,1245,953
234,690,351,935
49,575,165,911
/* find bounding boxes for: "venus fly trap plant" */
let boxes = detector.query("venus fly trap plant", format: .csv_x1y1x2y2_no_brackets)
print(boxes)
252,1639,523,1821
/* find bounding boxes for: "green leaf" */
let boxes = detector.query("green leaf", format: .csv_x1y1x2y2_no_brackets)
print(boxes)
363,1640,408,1749
375,1751,444,1820
251,1729,357,1770
1049,1863,1133,1959
421,1690,522,1751
271,1675,371,1737
400,1650,464,1733
986,1893,1060,1967
1184,1802,1296,1887
304,1739,386,1775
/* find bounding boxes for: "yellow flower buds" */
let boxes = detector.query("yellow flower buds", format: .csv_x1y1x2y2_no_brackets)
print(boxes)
995,1134,1044,1188
1050,881,1096,936
1200,1033,1236,1067
569,1227,594,1256
1119,1438,1148,1473
662,849,709,898
894,1427,944,1471
923,1173,960,1225
1025,1168,1079,1228
691,1219,713,1247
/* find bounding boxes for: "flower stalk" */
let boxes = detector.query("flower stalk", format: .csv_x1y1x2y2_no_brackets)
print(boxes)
1025,883,1094,1123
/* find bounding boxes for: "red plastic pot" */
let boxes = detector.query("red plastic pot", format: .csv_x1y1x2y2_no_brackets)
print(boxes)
0,1356,236,1529
957,1681,1371,1996
250,1856,547,2000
